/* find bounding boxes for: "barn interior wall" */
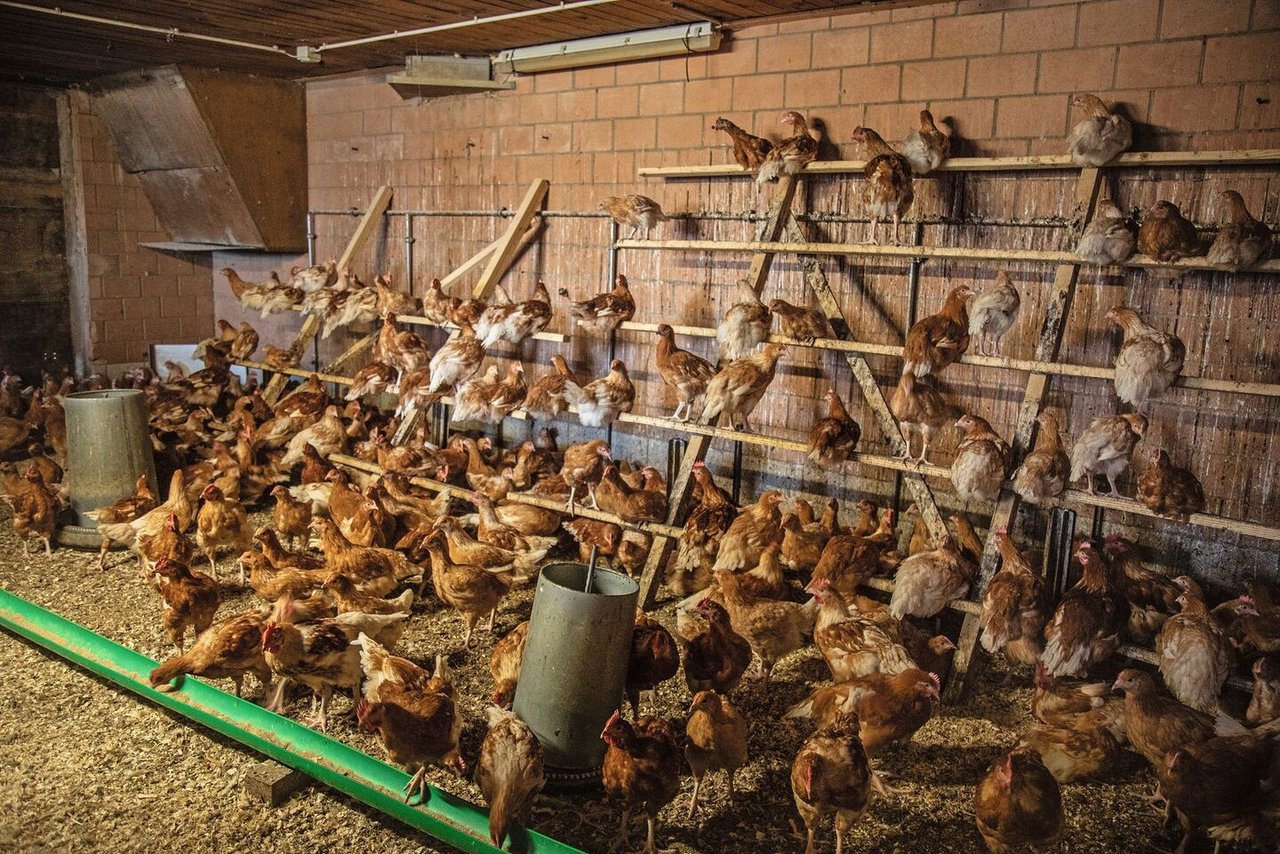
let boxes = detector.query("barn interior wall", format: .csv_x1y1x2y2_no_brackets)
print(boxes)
0,83,72,379
144,0,1280,581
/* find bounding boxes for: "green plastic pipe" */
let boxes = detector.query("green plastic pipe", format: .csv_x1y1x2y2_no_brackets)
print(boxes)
0,588,583,854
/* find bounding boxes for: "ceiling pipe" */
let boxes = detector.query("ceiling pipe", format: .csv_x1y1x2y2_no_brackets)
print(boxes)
0,0,294,57
316,0,626,53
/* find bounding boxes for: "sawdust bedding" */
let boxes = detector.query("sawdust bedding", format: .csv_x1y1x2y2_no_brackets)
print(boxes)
0,509,1172,854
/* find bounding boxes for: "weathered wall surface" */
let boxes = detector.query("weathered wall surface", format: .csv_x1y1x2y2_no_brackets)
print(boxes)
0,84,72,379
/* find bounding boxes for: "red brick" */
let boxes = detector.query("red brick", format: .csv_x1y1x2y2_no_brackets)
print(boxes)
1150,85,1240,133
1001,5,1075,52
575,119,613,152
597,86,638,119
519,92,557,125
1077,0,1159,46
862,102,924,139
616,60,660,85
638,81,684,116
592,151,637,184
1254,0,1280,28
1038,47,1116,94
933,12,1003,56
732,73,785,111
995,94,1068,138
869,20,933,63
533,124,571,154
966,54,1036,97
574,65,615,89
100,275,138,299
1203,33,1279,83
659,55,708,82
657,114,706,149
785,69,842,108
706,38,757,78
612,118,657,150
556,88,597,121
1115,42,1201,89
901,58,967,100
683,78,735,114
362,109,390,136
1240,82,1280,130
534,70,573,92
1161,0,1251,37
811,27,870,68
840,65,902,104
928,98,996,141
755,34,814,73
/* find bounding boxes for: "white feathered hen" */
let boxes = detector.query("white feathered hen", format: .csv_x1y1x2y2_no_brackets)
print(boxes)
900,109,950,175
717,279,772,365
426,323,486,395
1076,199,1136,266
951,414,1011,504
282,405,348,466
1066,94,1132,167
1069,413,1147,496
890,539,976,620
563,359,634,428
967,271,1020,356
1106,305,1185,408
475,281,553,348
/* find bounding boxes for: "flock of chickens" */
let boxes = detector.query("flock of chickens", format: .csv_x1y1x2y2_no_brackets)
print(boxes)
0,91,1276,854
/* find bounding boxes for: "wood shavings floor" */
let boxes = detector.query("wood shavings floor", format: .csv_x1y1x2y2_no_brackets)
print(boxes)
0,512,1175,853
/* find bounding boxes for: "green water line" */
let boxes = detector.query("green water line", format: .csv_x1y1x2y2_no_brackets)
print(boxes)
0,588,583,854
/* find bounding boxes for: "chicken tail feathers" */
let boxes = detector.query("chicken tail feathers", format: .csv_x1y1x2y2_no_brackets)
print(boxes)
149,654,189,689
756,158,782,184
783,694,815,720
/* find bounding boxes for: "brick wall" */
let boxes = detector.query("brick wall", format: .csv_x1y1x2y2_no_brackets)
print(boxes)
69,91,214,371
228,0,1280,576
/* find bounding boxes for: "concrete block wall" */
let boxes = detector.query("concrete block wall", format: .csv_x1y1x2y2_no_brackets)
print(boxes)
69,91,214,371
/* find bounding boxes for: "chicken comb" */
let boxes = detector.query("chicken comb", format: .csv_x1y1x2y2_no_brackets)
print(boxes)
928,672,941,692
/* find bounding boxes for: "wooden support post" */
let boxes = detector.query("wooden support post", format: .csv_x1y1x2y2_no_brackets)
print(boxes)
322,333,376,374
944,167,1104,702
262,185,393,404
784,216,950,545
636,175,801,607
391,180,549,445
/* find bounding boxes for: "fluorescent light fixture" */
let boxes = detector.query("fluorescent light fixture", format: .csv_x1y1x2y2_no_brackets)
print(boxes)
493,22,721,74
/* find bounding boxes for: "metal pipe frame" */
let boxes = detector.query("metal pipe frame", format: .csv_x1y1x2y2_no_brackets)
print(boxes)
0,588,582,854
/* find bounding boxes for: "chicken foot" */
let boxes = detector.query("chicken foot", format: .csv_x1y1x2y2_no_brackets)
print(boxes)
403,765,429,803
867,218,880,245
608,807,632,853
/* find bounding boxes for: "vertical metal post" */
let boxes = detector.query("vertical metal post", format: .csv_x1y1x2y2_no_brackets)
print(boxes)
606,219,619,449
306,211,317,266
730,441,744,505
403,212,416,293
892,222,927,516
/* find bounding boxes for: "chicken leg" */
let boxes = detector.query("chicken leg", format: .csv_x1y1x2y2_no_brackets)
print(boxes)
608,807,632,853
867,218,880,245
42,536,52,558
404,766,429,803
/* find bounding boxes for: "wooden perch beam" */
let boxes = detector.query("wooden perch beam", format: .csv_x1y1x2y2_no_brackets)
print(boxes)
615,238,1280,274
638,149,1280,179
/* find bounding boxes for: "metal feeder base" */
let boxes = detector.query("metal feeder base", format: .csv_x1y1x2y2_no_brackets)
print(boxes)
543,764,601,793
55,522,112,550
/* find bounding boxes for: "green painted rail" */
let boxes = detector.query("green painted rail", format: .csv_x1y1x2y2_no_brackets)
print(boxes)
0,588,583,854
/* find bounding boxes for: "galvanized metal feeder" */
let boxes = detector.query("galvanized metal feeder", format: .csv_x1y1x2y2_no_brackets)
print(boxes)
513,556,637,790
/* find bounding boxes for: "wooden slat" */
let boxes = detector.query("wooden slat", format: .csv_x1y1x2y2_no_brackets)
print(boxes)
390,179,548,445
785,215,951,545
614,238,1280,273
329,453,682,539
261,185,392,404
636,173,802,608
234,360,352,386
638,149,1280,178
946,168,1104,702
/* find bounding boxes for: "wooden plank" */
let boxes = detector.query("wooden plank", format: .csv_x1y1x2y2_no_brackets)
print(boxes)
614,238,1280,273
337,185,394,271
945,168,1104,702
1060,489,1280,544
390,180,547,445
618,323,1280,399
322,333,376,374
638,149,1280,178
636,173,802,608
235,359,352,386
784,216,950,546
261,185,392,404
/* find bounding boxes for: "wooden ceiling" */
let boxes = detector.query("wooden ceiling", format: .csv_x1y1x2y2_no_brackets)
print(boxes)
1,0,895,87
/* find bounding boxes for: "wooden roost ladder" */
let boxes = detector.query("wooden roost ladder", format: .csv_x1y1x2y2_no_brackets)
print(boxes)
637,173,953,607
261,185,394,405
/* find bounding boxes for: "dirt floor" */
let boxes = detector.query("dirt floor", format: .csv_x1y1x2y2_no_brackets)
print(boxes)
0,508,1184,854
